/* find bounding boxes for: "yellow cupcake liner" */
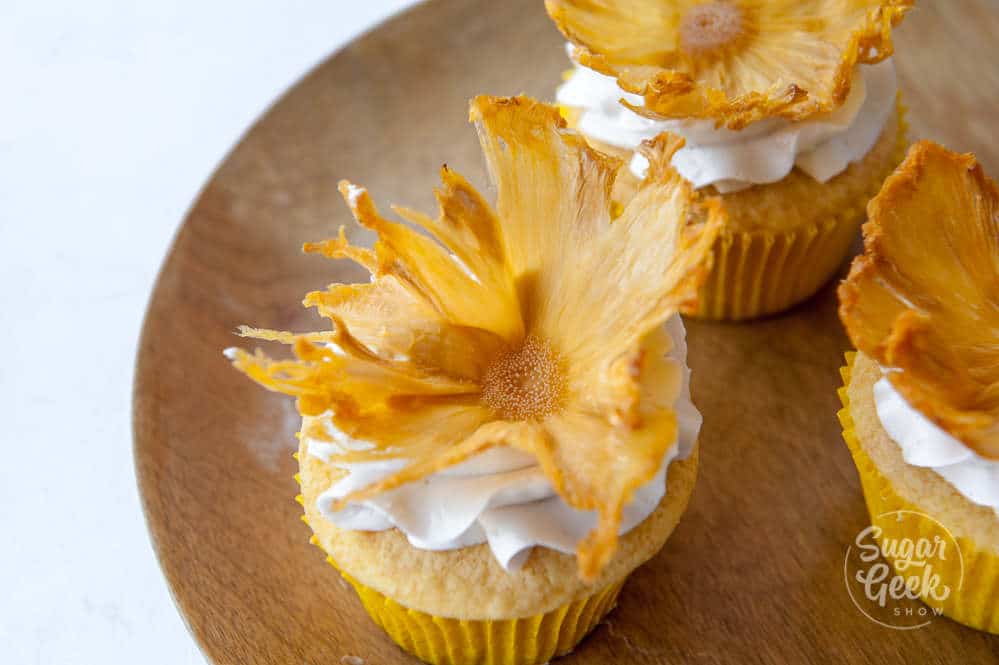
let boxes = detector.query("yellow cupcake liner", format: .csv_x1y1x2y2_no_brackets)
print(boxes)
838,352,999,634
689,211,860,320
342,561,621,665
294,454,623,664
686,100,909,321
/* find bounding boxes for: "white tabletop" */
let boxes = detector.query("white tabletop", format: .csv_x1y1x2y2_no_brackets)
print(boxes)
1,1,417,662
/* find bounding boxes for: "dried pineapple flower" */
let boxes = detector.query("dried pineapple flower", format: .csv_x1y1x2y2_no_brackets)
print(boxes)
839,141,999,460
228,96,724,580
545,0,913,129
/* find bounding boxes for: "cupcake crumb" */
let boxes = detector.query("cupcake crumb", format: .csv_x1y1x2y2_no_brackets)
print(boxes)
340,657,364,665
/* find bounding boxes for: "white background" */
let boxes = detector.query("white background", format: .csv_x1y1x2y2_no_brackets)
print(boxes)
1,1,417,662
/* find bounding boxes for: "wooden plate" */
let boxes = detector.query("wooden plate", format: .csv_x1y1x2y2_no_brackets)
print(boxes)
134,1,999,662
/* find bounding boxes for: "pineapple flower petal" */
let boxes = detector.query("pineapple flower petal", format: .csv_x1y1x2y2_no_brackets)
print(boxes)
839,140,999,459
229,95,723,579
545,0,912,129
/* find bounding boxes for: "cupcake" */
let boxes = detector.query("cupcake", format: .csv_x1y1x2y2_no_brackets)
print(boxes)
837,141,999,633
547,0,913,319
227,96,722,664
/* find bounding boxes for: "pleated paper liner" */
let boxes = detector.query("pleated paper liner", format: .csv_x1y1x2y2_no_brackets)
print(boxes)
294,453,623,665
338,561,622,665
838,352,999,634
687,100,910,321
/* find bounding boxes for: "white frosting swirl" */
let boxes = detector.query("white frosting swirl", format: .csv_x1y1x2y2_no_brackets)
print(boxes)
555,47,897,193
874,370,999,517
307,314,702,571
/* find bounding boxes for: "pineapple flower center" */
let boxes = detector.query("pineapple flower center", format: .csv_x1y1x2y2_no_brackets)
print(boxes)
481,336,565,421
680,2,744,54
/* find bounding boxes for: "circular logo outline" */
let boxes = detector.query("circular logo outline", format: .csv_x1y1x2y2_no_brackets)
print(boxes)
844,509,964,630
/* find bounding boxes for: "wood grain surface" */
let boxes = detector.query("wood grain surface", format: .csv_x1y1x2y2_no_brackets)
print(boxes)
133,1,999,663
